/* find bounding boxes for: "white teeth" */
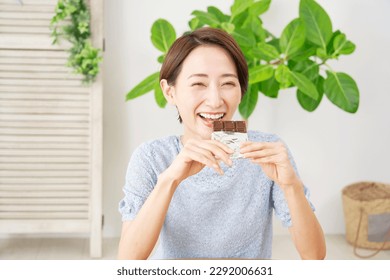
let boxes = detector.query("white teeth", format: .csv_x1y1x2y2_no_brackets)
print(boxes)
199,113,224,120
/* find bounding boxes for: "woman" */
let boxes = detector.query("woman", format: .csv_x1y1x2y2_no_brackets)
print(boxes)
118,27,326,259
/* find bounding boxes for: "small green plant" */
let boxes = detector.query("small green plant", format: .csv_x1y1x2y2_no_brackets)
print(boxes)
126,0,359,119
50,0,102,83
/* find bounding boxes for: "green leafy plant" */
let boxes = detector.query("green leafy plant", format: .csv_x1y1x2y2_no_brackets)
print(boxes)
50,0,102,83
126,0,359,119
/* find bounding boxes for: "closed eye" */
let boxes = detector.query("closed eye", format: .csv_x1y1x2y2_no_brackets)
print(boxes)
191,82,206,87
222,81,237,87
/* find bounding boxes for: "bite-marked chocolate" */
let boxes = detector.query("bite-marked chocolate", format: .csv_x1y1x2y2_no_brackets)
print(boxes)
212,120,248,160
213,121,247,133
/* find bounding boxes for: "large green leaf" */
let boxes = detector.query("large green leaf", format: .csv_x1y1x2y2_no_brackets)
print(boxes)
239,84,259,119
232,28,256,47
252,42,280,61
275,64,292,89
324,71,359,113
297,76,324,112
248,65,274,84
280,18,305,57
290,70,319,99
299,0,332,50
221,22,235,34
246,16,266,42
207,6,230,23
231,9,249,27
326,30,341,55
126,72,160,101
191,10,220,27
259,77,279,98
288,41,316,61
316,47,328,60
267,38,281,52
333,33,356,55
151,19,176,53
188,17,202,30
157,54,165,64
239,12,266,42
231,0,253,20
289,59,319,81
249,0,271,17
154,83,167,108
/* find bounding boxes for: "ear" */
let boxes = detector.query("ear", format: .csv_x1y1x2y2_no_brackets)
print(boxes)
160,79,176,105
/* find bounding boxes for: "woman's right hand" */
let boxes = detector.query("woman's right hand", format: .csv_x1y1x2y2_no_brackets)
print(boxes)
164,138,234,184
118,139,233,259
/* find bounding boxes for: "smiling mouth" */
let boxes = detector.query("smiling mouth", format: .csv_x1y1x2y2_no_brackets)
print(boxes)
198,113,225,121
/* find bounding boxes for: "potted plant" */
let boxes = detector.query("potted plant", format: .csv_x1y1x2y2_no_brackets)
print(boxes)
126,0,359,119
50,0,103,83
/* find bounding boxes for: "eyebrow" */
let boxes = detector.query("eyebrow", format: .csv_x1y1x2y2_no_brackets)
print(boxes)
187,73,238,79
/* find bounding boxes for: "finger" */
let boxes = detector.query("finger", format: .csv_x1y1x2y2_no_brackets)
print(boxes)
240,141,252,148
242,148,279,160
240,141,284,153
240,142,268,153
188,151,223,175
209,139,235,154
189,144,218,164
198,141,233,167
185,149,223,175
250,154,285,164
184,140,223,172
186,139,233,168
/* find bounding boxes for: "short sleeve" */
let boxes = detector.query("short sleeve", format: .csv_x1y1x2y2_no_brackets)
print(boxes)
271,138,316,228
118,143,158,221
272,183,314,227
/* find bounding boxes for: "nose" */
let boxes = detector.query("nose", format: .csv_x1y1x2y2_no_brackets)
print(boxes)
205,84,224,108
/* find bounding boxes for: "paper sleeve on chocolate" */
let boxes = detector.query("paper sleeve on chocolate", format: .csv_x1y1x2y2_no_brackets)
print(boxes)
212,121,248,159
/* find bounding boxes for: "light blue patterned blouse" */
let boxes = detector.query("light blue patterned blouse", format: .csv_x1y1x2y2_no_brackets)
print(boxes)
119,131,314,259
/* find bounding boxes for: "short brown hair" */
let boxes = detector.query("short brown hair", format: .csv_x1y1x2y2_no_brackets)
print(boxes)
160,27,248,97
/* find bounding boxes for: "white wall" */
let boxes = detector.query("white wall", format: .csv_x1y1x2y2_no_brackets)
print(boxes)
103,0,390,237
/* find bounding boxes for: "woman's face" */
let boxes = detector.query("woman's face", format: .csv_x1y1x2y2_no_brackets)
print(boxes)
168,45,241,141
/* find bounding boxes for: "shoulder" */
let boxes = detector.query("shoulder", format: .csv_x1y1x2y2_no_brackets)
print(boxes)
137,135,179,152
248,130,281,143
131,135,180,166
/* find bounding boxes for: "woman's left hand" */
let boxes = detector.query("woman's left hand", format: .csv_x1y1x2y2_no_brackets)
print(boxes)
240,141,301,190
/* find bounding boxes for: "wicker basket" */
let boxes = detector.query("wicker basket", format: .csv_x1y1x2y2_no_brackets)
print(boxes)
342,182,390,255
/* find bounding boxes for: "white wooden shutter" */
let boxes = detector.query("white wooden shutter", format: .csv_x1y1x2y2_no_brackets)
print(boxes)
0,0,103,257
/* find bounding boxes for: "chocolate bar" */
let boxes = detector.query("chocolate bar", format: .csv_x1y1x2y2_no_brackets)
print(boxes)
212,121,248,159
213,121,247,133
